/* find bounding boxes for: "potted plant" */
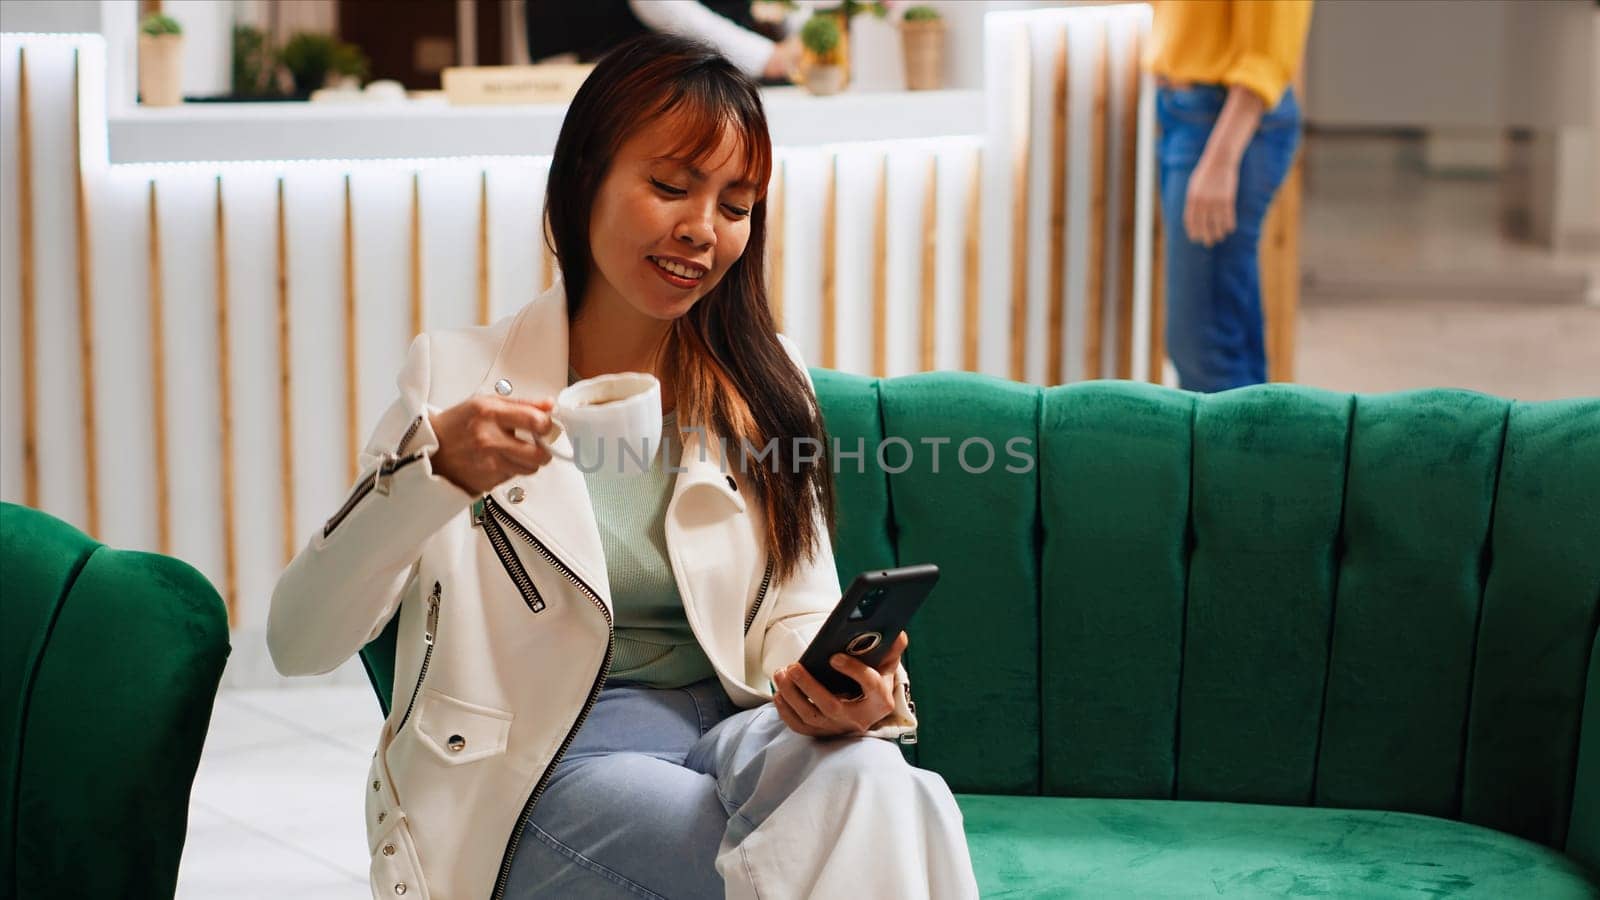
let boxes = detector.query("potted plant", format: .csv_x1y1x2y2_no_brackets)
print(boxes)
900,6,944,91
789,0,894,91
278,32,370,98
800,13,846,95
138,13,184,107
230,25,273,98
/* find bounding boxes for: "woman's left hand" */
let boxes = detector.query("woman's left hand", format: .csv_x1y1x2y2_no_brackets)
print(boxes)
1183,153,1239,248
771,632,908,738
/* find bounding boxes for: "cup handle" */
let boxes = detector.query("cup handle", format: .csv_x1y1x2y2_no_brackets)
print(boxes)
513,421,575,462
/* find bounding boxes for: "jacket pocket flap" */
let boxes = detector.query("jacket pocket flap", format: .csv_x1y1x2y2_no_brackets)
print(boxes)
414,689,513,765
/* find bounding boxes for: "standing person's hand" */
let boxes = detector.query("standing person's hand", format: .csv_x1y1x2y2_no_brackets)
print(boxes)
427,395,558,496
771,632,909,738
1183,152,1239,248
762,36,803,82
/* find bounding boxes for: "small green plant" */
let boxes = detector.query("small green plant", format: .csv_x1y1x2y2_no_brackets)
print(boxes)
800,13,843,64
139,13,182,38
331,41,370,82
231,25,271,96
278,32,369,96
903,6,941,23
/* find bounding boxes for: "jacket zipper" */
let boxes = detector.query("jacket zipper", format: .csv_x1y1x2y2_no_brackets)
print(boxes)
476,496,613,900
475,499,546,614
394,580,441,733
742,557,775,635
322,415,428,539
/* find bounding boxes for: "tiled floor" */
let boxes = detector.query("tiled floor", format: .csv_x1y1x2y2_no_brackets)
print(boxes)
179,134,1600,896
176,658,379,899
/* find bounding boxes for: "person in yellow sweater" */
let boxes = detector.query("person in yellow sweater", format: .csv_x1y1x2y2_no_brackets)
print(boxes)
1148,0,1313,391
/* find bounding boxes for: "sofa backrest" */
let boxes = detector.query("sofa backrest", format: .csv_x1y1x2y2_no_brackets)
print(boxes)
811,371,1600,852
0,502,231,898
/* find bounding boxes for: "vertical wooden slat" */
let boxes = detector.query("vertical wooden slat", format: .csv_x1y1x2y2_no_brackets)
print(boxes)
872,155,888,377
276,177,295,565
71,49,99,536
17,47,39,509
963,148,981,372
1008,26,1032,382
1262,67,1306,383
409,171,424,338
542,209,558,293
919,155,938,372
214,177,237,625
146,181,171,554
343,174,359,484
1115,24,1142,381
769,158,785,330
821,154,837,370
1046,26,1069,385
477,170,491,326
1149,202,1167,384
1084,22,1109,380
1264,159,1301,383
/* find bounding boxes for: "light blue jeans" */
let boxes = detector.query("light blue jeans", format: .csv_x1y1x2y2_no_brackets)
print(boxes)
1157,84,1302,392
503,677,975,899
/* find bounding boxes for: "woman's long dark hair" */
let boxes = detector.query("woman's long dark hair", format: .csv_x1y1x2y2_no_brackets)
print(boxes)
545,33,836,584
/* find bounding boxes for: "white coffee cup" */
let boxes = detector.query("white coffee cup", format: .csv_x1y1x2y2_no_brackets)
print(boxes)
514,372,662,473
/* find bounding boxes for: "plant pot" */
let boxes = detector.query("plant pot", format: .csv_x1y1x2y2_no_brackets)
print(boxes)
901,20,945,91
802,64,846,96
800,10,850,91
138,33,184,106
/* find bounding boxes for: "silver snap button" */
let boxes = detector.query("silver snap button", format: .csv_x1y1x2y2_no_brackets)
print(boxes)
394,883,407,895
448,734,466,752
377,811,386,824
508,485,525,504
494,379,513,396
383,843,396,857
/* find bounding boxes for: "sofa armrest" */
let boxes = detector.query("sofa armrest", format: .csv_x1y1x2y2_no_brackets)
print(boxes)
1569,624,1600,872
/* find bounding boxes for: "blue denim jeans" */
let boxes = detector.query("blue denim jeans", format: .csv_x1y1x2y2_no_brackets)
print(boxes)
503,677,975,899
1157,84,1302,392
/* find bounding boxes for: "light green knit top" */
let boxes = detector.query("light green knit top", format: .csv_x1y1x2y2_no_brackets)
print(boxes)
571,368,716,688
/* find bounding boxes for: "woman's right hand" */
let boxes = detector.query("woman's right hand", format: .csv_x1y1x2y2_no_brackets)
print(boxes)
427,394,558,496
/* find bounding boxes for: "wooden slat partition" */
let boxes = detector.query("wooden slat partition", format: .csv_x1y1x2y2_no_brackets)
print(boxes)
17,47,39,509
769,158,785,329
146,180,171,554
477,171,491,326
1115,24,1142,380
963,148,981,372
1047,26,1069,385
1083,22,1109,379
275,177,295,565
1007,26,1032,382
214,177,238,623
72,49,99,537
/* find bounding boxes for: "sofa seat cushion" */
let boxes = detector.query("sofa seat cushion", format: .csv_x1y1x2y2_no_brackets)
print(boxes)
957,794,1600,898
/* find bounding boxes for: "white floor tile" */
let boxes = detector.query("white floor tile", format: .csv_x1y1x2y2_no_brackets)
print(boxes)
201,692,308,756
230,684,383,754
189,732,373,880
177,803,365,899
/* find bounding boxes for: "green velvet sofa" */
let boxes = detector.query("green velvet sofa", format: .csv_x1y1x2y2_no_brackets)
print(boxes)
1,502,231,899
361,374,1600,898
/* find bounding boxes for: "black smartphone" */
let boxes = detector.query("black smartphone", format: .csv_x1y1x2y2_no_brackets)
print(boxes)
797,564,939,700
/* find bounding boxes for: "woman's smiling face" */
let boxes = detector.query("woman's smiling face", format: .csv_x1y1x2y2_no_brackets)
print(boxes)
585,114,761,322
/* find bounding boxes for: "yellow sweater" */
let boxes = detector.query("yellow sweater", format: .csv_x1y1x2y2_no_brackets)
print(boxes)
1148,0,1313,107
